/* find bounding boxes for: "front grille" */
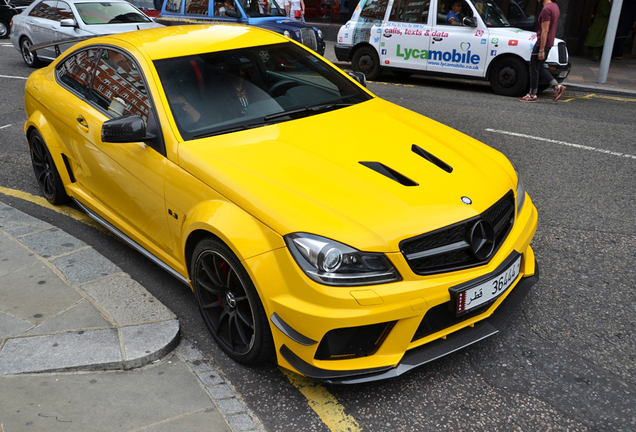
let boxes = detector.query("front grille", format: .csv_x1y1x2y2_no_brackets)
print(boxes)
558,42,568,64
400,191,515,275
411,301,488,342
299,28,318,52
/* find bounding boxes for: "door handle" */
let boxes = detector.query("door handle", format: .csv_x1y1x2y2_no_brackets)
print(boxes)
76,116,88,129
433,37,443,42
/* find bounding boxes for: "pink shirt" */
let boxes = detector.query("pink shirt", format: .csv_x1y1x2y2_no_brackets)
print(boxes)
537,2,560,48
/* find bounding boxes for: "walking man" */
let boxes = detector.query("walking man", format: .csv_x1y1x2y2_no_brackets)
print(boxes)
519,0,566,102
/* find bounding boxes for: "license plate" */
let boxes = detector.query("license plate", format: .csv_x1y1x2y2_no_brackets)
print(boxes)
455,256,521,315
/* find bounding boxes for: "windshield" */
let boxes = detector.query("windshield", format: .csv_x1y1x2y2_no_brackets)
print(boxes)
472,0,510,27
75,2,152,23
155,43,371,140
237,0,284,17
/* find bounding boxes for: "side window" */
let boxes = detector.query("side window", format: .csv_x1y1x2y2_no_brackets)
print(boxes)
92,49,151,122
56,1,74,20
185,0,208,15
359,0,389,19
390,0,430,22
437,0,471,25
165,0,182,12
29,0,58,19
56,48,100,98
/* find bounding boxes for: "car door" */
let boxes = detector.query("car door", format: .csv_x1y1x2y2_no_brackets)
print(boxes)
425,0,488,77
379,0,433,71
25,0,58,58
61,47,175,259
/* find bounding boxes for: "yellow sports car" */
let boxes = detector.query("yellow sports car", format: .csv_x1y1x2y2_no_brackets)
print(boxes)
24,24,538,384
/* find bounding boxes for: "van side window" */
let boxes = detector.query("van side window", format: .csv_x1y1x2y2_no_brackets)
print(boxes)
390,0,430,22
185,0,208,15
359,0,389,19
165,0,183,12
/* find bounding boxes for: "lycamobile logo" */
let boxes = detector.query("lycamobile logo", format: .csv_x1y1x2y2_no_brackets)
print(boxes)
396,44,480,64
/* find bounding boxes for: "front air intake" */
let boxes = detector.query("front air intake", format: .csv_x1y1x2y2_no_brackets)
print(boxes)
315,322,396,360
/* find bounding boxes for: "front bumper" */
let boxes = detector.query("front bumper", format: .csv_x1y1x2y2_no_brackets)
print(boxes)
281,259,539,384
545,62,571,83
245,194,538,383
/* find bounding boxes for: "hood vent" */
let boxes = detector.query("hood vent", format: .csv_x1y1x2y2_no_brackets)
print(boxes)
412,144,453,173
360,162,419,187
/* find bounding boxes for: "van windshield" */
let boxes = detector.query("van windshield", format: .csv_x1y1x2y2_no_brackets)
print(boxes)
472,0,510,27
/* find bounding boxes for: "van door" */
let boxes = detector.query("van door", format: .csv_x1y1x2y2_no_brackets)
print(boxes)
425,0,488,77
379,0,433,72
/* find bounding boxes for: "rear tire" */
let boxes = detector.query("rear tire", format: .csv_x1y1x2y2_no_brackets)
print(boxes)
352,46,381,81
190,237,274,364
21,37,43,68
489,57,529,97
28,130,70,205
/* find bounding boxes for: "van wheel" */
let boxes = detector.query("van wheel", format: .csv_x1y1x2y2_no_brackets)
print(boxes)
489,57,528,97
537,84,550,93
352,46,381,81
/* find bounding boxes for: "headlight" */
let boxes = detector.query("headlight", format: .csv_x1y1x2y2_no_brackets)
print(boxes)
285,233,401,286
316,28,323,38
283,30,291,38
515,169,526,215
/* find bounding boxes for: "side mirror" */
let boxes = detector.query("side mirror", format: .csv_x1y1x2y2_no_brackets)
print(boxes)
102,115,154,143
462,17,477,27
60,18,77,28
349,71,367,87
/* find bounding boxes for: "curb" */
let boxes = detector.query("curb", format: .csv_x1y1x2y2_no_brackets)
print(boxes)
0,200,180,375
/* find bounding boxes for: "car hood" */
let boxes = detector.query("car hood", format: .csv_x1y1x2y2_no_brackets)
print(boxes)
177,98,516,251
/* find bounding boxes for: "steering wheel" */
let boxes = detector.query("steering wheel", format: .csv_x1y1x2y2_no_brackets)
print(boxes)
267,79,299,97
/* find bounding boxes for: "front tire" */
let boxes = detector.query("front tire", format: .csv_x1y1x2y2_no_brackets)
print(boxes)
190,238,274,364
489,57,529,97
21,37,43,68
352,46,381,81
28,130,70,205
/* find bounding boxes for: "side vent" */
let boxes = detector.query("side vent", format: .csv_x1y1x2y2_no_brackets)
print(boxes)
61,154,76,183
411,145,453,173
359,162,418,186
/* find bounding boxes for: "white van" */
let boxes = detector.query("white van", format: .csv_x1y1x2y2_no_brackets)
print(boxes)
334,0,570,96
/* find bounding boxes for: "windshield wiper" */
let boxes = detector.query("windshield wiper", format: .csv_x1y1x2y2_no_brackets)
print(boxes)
193,125,247,139
263,103,353,121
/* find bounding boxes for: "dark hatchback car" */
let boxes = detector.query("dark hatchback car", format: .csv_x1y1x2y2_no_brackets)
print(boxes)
156,0,325,55
1,0,21,38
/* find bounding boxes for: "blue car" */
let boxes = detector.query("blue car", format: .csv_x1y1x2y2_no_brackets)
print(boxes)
156,0,325,55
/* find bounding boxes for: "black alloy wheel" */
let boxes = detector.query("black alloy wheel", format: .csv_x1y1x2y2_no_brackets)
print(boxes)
29,130,69,205
191,238,273,364
21,37,43,68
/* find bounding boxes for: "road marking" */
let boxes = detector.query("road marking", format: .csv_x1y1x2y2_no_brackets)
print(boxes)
486,129,636,160
281,368,362,432
0,75,28,80
561,93,636,103
0,186,104,230
0,124,14,130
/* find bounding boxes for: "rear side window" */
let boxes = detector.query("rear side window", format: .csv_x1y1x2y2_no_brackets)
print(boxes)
185,0,208,14
29,0,58,19
165,0,182,12
56,48,100,98
92,49,152,122
359,0,389,19
390,0,430,22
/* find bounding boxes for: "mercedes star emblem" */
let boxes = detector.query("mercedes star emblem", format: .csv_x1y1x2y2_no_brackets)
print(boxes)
469,220,496,260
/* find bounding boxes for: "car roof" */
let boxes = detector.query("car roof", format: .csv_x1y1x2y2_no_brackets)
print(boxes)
97,24,289,60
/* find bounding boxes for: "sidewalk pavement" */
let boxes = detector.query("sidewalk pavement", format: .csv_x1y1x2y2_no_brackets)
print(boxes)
0,200,263,432
322,39,636,96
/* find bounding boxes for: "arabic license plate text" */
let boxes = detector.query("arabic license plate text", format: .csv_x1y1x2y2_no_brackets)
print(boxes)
456,257,521,314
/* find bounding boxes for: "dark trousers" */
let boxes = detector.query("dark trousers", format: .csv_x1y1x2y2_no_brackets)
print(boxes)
529,45,557,94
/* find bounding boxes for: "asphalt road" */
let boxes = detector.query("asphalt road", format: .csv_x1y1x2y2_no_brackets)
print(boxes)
1,40,635,432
